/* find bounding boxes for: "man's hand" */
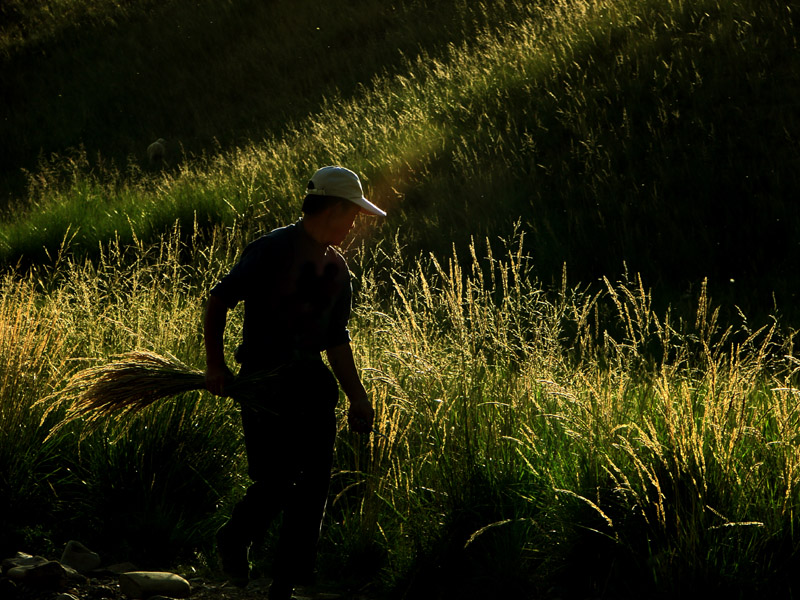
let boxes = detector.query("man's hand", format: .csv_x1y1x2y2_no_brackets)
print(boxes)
205,363,234,396
327,342,374,434
348,396,374,433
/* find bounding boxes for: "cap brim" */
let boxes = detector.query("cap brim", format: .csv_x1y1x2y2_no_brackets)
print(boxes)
351,197,387,217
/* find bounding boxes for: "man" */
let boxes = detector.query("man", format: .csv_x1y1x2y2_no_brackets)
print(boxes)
204,166,385,599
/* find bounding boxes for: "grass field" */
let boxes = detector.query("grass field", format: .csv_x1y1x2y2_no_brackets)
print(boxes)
1,0,799,597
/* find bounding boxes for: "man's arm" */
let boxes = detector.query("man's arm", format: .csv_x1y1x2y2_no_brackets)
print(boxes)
204,294,233,396
326,342,374,433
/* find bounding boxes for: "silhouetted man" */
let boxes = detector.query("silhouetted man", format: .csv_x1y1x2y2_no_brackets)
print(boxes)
204,166,385,599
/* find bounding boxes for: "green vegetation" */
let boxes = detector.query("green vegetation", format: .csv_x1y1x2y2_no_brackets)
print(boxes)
3,228,799,596
1,0,799,597
3,0,798,312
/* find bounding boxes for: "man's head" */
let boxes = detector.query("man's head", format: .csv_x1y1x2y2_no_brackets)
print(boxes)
304,166,386,217
301,166,386,247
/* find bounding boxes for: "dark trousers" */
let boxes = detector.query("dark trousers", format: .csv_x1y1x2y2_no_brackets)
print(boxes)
226,360,339,583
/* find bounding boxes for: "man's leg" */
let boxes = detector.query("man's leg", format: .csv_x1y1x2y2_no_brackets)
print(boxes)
218,403,296,584
270,363,339,599
272,408,336,584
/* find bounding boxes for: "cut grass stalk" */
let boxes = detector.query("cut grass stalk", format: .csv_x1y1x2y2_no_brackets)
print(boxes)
44,350,278,435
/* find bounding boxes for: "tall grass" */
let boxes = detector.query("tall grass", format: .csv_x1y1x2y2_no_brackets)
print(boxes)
0,276,70,555
0,225,246,564
0,218,797,593
0,0,798,595
330,235,800,596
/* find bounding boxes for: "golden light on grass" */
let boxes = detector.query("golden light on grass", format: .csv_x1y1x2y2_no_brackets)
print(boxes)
51,351,206,422
44,350,279,436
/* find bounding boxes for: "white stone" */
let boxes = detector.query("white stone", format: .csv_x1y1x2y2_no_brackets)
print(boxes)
119,571,191,599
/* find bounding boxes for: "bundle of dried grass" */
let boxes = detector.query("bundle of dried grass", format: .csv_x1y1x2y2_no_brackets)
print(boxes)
46,350,276,434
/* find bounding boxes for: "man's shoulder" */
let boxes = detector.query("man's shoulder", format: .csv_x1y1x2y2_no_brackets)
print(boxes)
254,222,298,245
242,223,297,257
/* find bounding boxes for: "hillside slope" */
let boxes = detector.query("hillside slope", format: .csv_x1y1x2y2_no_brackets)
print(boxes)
1,0,798,320
0,0,526,199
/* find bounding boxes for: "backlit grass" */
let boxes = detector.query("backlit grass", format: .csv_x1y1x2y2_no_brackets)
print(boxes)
1,222,797,595
0,0,798,596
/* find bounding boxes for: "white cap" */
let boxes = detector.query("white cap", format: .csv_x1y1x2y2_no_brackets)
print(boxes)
306,166,386,217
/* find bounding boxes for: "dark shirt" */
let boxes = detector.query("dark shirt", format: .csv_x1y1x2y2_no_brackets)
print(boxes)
210,220,352,367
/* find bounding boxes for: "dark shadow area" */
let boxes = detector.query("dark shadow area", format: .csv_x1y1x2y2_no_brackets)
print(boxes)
0,0,525,204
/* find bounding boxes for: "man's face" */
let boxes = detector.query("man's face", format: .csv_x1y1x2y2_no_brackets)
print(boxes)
323,202,361,246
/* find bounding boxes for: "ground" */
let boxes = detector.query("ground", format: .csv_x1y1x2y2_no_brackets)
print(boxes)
6,575,374,600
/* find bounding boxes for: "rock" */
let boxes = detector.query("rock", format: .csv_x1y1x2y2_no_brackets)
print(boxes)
147,139,167,165
1,552,38,573
4,554,86,590
7,560,71,589
62,563,87,583
119,571,191,599
61,540,101,573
